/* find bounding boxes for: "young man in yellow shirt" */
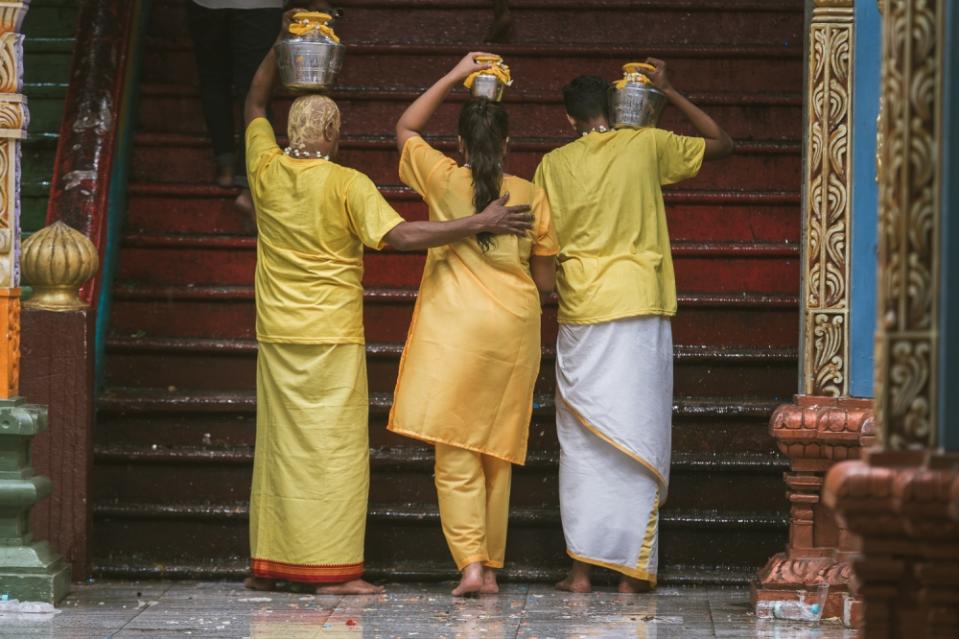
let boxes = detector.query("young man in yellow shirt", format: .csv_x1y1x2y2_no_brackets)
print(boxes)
242,18,535,595
534,59,734,593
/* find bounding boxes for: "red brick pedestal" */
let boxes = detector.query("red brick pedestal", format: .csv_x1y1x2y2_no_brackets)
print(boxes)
21,308,95,580
752,395,874,624
824,451,959,638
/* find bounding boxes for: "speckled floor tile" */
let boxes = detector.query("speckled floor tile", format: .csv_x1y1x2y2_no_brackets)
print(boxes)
0,581,862,638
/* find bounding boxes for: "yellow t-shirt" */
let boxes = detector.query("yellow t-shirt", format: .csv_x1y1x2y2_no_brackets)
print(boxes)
533,127,705,324
387,136,558,464
246,117,404,344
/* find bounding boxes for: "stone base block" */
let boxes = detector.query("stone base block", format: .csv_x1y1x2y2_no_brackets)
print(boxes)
0,541,71,604
752,553,849,620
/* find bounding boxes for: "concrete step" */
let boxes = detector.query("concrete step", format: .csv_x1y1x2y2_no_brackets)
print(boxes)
92,444,788,511
137,83,802,141
108,284,801,348
102,335,798,398
96,387,785,457
91,555,767,586
114,233,800,295
124,182,801,242
147,0,803,49
92,500,786,573
130,132,802,190
141,40,802,94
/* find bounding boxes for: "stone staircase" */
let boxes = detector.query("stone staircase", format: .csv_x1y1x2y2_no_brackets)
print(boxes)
93,0,803,583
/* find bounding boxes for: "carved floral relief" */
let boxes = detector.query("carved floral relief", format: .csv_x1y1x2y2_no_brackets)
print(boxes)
0,0,26,399
804,1,854,397
874,0,942,449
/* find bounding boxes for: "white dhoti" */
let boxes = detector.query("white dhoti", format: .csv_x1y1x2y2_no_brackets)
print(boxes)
556,316,672,584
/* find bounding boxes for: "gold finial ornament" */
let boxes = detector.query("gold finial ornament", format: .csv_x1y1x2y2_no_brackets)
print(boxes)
20,221,99,311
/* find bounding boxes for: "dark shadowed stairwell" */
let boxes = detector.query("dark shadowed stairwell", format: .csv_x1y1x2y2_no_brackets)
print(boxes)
94,0,803,584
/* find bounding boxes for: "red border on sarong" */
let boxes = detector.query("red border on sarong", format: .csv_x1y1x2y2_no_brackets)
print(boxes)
251,558,364,583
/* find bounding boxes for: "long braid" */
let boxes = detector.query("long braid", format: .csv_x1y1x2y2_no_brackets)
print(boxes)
458,98,508,251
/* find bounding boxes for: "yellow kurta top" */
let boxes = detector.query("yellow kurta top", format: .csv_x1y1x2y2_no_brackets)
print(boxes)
387,136,559,464
246,117,405,344
533,128,705,325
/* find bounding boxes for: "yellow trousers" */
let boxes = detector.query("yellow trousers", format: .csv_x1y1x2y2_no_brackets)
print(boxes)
434,443,512,570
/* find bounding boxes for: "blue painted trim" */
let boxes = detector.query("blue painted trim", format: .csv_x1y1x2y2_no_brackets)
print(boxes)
940,0,959,451
848,0,881,398
94,0,151,389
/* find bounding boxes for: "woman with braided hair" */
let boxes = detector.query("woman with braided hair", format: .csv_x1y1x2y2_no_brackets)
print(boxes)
388,52,558,596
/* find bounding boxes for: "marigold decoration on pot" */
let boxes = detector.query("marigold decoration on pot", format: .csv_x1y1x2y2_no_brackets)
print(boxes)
274,11,345,92
464,54,512,102
614,62,656,89
288,11,340,43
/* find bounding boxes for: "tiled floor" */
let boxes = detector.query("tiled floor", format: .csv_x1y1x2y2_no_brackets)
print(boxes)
0,581,860,639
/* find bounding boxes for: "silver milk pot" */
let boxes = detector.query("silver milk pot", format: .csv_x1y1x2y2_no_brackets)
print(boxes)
467,55,511,102
610,63,667,129
274,12,345,92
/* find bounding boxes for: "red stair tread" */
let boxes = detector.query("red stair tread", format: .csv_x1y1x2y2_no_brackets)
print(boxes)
124,182,800,241
142,42,802,93
88,556,764,585
130,135,801,190
137,83,802,140
98,385,781,418
148,0,802,49
101,334,798,397
92,443,788,473
115,234,800,294
104,334,798,363
111,283,799,306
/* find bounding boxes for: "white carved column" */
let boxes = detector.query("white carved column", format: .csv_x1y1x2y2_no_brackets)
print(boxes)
803,0,854,397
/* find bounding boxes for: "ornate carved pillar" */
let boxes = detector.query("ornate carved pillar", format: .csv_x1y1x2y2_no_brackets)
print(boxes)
803,0,854,398
0,1,30,390
753,0,869,622
824,1,959,638
0,0,70,603
872,0,939,451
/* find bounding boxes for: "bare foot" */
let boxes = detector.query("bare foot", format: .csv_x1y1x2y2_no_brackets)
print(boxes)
243,576,278,591
480,567,499,594
316,579,385,595
555,559,592,593
555,575,592,593
618,576,653,594
452,562,484,597
216,166,235,188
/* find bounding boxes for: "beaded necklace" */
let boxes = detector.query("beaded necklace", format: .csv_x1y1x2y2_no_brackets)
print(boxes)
283,147,330,160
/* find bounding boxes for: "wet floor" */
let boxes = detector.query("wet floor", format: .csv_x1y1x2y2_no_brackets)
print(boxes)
0,581,860,638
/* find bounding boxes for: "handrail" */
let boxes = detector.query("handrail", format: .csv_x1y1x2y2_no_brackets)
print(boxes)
44,0,150,382
44,0,148,307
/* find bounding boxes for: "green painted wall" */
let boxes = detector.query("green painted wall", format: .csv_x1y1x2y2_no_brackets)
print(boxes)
21,0,78,238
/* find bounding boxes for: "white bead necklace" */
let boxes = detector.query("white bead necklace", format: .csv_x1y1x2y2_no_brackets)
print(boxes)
284,147,330,160
581,125,609,136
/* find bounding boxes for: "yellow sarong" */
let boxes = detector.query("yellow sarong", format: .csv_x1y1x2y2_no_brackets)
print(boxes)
250,343,369,582
245,118,404,582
